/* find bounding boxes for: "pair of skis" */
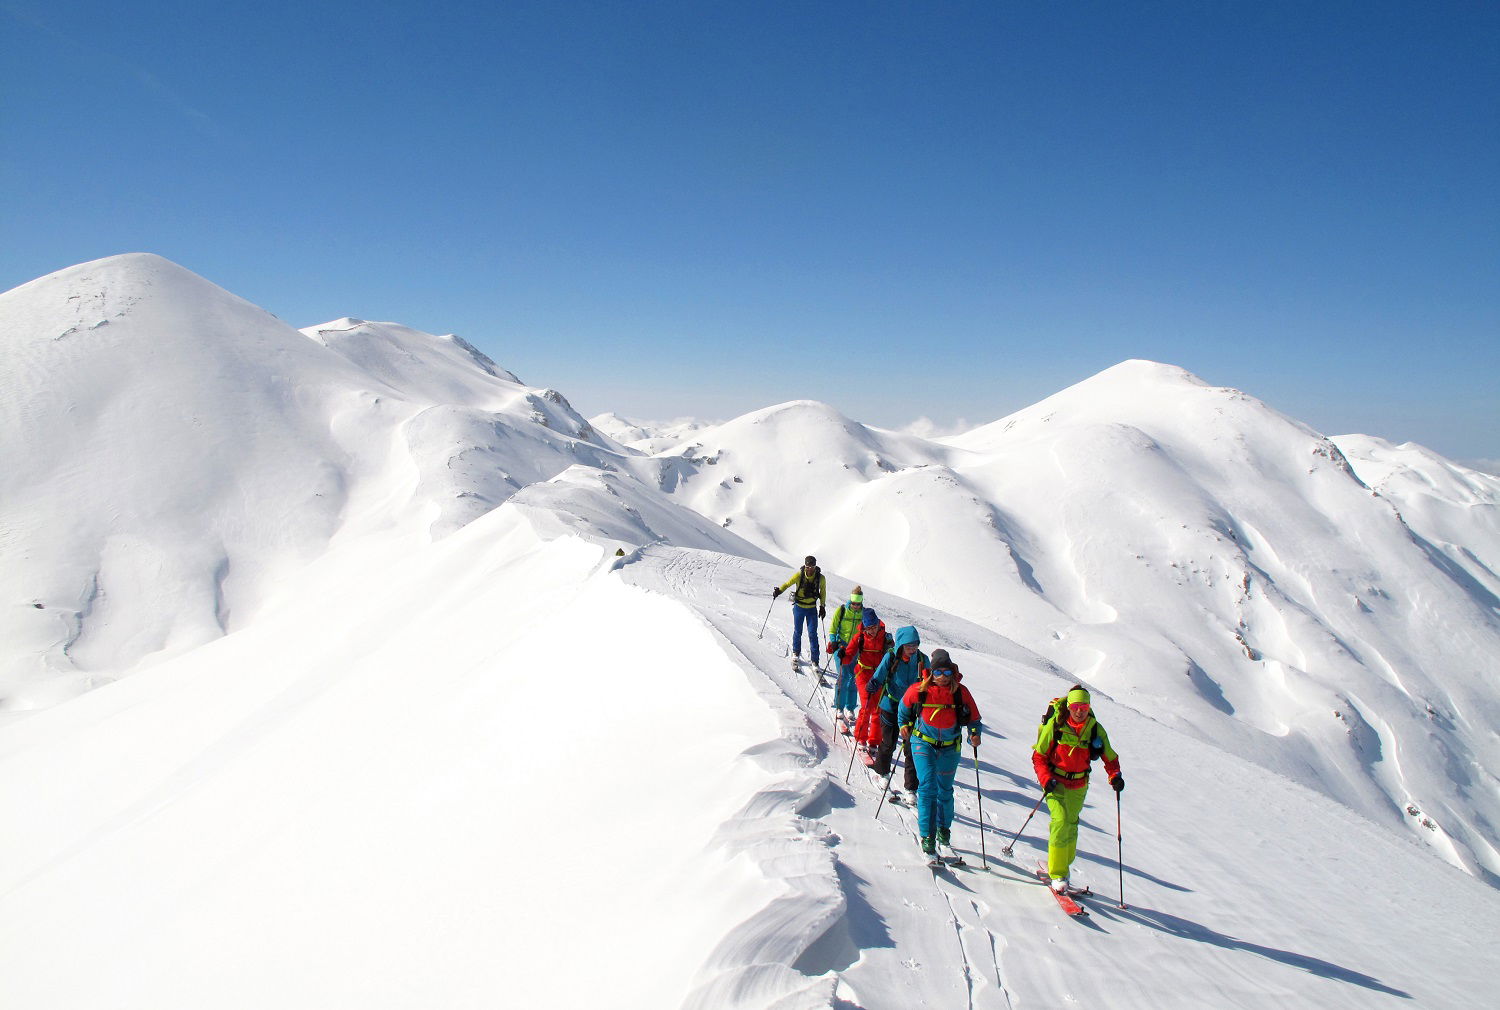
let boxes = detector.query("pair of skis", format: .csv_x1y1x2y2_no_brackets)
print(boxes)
925,843,967,870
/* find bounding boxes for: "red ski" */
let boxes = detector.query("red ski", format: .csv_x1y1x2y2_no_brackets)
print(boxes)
1035,864,1088,917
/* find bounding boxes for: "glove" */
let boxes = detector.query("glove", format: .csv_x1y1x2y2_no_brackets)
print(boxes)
899,725,912,741
1043,778,1061,794
827,639,839,653
1111,774,1124,793
818,605,826,619
772,587,782,599
968,731,981,748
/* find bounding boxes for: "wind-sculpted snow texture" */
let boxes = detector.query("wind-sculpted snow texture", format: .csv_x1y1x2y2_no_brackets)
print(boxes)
2,254,1498,1008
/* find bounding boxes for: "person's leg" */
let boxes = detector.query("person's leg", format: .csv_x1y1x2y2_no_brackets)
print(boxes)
1046,786,1087,879
791,606,813,660
1059,785,1087,877
912,741,938,840
873,709,898,776
936,745,961,836
835,659,857,713
1045,792,1072,879
854,671,875,744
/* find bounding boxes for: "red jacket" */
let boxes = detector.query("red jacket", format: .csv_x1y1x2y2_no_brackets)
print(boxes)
842,623,889,676
1032,713,1121,790
897,677,982,746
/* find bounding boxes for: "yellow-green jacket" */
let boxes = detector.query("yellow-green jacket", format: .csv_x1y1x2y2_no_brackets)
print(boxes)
778,568,827,608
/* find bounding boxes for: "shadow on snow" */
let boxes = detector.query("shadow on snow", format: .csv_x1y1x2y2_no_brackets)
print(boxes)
1090,903,1413,999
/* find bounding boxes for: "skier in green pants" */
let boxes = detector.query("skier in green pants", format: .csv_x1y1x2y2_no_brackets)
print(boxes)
1031,686,1123,892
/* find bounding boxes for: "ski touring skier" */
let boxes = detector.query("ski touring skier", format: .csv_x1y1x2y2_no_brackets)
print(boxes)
1031,685,1122,894
897,650,982,862
841,608,891,761
825,586,866,734
773,556,826,669
869,627,927,803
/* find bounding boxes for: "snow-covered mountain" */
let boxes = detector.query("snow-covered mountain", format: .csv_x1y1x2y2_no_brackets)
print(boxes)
1,254,1497,1009
647,365,1500,887
589,411,715,455
0,255,767,709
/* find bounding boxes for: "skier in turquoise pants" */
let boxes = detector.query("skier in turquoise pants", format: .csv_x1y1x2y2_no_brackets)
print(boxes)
897,652,982,855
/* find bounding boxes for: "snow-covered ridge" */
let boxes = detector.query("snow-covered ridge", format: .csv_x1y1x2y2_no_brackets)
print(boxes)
0,254,733,705
2,254,1499,1008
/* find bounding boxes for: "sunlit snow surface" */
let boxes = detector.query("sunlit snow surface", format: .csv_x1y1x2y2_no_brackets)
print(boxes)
1,255,1496,1008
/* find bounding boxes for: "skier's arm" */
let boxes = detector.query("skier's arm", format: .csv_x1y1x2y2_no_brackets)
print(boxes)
1031,722,1055,787
897,685,918,737
962,686,982,745
827,606,844,646
1098,725,1121,779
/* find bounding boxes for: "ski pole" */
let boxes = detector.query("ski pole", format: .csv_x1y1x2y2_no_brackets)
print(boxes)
874,749,900,820
999,791,1047,857
757,592,777,639
971,740,988,869
804,658,835,715
844,722,862,782
1116,791,1128,910
804,670,823,706
808,675,833,716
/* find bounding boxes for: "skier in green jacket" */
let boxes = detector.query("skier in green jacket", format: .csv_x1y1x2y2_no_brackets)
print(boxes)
825,586,865,732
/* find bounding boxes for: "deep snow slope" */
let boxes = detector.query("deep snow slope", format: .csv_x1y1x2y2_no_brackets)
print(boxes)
2,254,1498,1008
644,364,1500,886
4,501,1492,1009
0,254,366,706
0,512,791,1010
621,546,1499,1009
0,256,764,713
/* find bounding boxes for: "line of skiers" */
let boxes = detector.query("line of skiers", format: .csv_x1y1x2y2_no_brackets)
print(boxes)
774,557,1124,891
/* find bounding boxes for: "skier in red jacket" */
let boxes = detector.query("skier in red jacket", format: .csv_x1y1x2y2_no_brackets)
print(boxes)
841,608,891,756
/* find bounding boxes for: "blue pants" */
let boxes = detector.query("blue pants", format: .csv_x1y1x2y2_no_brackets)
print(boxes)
912,739,962,840
834,656,858,712
792,605,819,663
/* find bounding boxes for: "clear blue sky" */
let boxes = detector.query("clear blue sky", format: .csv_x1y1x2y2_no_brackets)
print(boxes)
4,1,1496,460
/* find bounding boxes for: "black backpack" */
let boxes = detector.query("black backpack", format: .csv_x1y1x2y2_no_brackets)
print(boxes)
795,565,822,600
